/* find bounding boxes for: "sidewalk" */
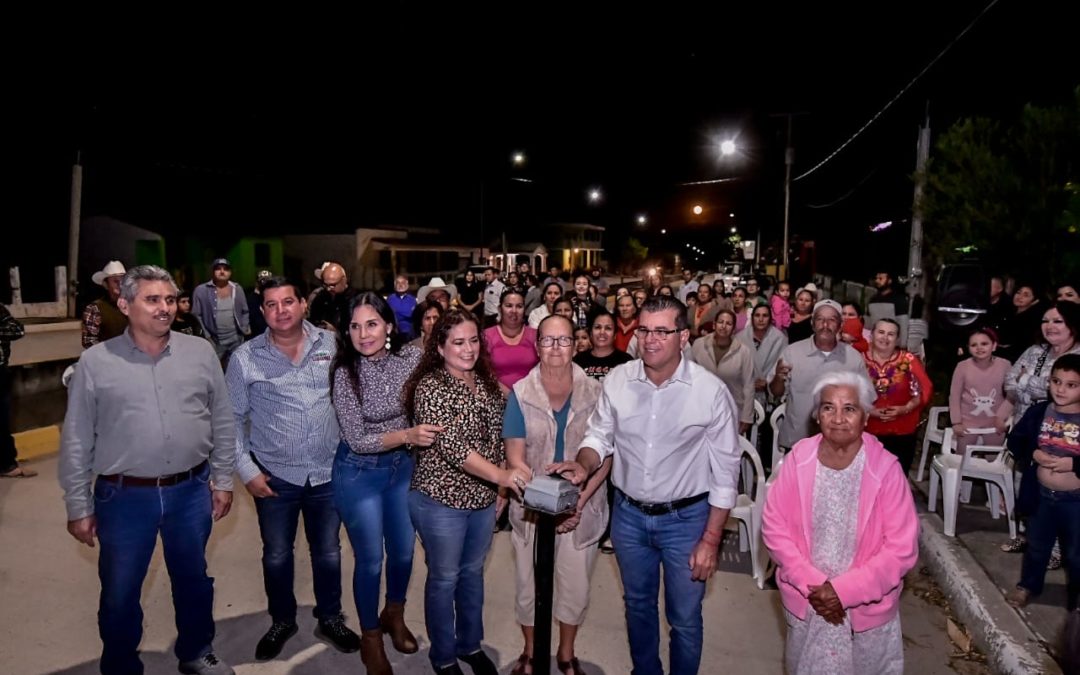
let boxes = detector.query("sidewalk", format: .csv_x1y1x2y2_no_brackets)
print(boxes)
912,470,1067,674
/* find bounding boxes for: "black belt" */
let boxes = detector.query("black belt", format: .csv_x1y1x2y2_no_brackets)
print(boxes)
99,460,208,487
619,489,708,516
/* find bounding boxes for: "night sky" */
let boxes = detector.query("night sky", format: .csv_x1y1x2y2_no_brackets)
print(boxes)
9,2,1076,285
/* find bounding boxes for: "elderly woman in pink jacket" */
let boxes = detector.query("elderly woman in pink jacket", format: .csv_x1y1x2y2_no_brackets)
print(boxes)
762,371,919,675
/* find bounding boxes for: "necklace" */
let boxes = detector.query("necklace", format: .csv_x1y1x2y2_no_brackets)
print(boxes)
865,350,918,396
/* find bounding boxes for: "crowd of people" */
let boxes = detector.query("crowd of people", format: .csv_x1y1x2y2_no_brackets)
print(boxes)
42,256,1080,674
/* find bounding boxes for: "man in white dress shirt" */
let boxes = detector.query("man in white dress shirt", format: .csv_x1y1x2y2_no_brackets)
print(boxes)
551,295,742,675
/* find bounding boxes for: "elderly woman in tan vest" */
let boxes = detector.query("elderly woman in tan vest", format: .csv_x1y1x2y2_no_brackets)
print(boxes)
503,314,608,675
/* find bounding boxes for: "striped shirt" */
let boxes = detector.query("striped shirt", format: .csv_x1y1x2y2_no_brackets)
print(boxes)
227,322,340,487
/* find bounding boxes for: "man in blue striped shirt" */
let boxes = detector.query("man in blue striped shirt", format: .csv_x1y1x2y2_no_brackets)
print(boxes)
226,276,360,661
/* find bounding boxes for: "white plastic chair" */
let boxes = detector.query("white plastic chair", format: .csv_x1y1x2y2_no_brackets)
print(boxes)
916,406,950,482
769,403,786,474
928,427,1016,538
749,399,766,451
731,436,769,589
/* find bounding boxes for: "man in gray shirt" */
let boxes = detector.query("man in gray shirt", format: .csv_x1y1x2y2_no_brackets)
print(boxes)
192,257,250,368
769,299,871,453
59,265,236,675
226,276,359,661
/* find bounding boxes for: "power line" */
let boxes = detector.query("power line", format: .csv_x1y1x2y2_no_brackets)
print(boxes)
804,167,878,209
793,0,1001,183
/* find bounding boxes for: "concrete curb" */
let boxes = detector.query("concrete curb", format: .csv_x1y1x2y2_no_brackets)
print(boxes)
13,424,60,461
918,509,1061,674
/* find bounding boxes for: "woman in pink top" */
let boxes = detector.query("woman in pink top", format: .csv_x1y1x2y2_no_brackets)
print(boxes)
485,289,539,395
763,371,918,675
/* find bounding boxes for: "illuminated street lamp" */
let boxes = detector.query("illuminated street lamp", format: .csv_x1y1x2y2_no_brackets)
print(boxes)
692,205,703,215
637,214,647,225
512,151,526,166
720,139,737,156
660,228,667,234
588,188,603,203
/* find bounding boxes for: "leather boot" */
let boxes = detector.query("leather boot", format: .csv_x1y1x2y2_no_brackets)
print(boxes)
360,629,392,675
379,602,419,654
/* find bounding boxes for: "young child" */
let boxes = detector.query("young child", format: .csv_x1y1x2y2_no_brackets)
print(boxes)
574,326,592,354
171,290,205,338
770,280,792,331
839,302,870,353
950,327,1012,447
1005,353,1080,609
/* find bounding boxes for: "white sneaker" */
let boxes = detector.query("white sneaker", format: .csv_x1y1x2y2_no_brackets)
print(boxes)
178,652,234,675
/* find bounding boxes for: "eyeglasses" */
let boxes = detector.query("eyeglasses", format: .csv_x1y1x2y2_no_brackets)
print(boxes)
538,336,574,348
634,327,682,340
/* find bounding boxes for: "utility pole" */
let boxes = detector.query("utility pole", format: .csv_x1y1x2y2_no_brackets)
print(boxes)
67,151,83,318
770,111,808,280
782,115,793,278
907,104,931,316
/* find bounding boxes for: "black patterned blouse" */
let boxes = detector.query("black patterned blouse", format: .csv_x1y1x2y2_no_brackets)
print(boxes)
410,367,506,510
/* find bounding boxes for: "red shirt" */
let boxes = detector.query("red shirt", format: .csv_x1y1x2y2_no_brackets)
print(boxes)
864,350,933,436
614,318,637,353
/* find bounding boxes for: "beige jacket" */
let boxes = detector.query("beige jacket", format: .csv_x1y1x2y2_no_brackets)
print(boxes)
509,363,606,549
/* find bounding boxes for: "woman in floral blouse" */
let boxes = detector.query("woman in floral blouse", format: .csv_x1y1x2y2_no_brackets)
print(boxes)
330,292,442,673
403,308,533,675
863,318,933,473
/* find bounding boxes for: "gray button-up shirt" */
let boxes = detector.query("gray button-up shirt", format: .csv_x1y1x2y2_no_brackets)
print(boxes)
768,336,871,448
227,322,340,487
59,330,237,521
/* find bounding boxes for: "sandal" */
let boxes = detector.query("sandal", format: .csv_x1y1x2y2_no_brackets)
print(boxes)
0,466,38,478
557,657,586,675
999,537,1026,553
510,653,532,675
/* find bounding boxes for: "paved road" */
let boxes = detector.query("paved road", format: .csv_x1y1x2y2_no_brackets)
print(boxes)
1,457,988,674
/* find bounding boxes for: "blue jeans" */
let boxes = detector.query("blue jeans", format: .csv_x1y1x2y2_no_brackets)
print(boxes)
94,464,215,675
333,442,415,630
1019,485,1080,609
611,491,709,675
408,490,495,668
253,474,342,623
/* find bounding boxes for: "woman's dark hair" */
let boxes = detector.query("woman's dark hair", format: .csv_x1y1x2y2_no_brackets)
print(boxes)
586,308,615,331
403,308,500,416
411,299,445,337
499,287,526,305
541,282,563,305
1039,301,1080,345
331,292,405,402
553,298,574,315
658,285,674,297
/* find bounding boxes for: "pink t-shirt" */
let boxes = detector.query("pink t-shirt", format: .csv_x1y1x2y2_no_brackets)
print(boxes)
948,357,1013,429
771,294,792,330
484,325,539,389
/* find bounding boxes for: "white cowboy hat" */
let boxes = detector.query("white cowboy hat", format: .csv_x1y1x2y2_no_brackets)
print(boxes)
91,261,126,286
417,277,458,303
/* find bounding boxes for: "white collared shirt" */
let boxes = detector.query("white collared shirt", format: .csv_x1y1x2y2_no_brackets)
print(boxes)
580,355,741,509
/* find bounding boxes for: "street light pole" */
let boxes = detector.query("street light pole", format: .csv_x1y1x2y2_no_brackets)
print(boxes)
782,115,793,277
